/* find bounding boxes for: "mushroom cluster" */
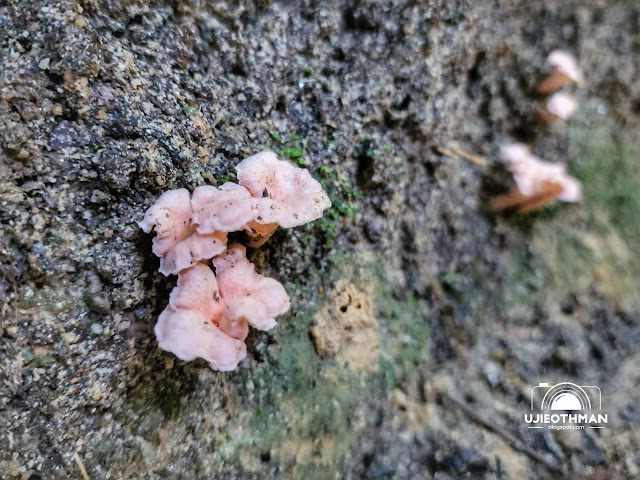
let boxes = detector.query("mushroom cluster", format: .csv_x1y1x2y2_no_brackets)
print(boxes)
492,50,583,213
140,152,331,371
539,50,581,122
491,143,581,213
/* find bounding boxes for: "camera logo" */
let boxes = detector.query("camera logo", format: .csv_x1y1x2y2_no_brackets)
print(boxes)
531,382,602,411
524,381,607,430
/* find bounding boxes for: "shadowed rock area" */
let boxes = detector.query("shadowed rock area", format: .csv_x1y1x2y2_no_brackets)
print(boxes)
1,0,639,478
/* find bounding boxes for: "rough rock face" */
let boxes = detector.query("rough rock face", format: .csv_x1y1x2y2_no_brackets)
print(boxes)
1,0,640,478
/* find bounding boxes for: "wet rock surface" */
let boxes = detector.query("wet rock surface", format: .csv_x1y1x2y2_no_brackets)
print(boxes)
1,0,640,478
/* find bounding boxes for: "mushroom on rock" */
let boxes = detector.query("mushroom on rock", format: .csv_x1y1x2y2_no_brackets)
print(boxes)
491,143,581,212
214,244,290,334
191,183,258,234
539,50,581,94
539,92,578,122
138,189,227,276
154,264,247,371
236,151,332,246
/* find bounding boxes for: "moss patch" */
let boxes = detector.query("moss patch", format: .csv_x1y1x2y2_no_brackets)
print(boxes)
220,249,429,477
502,106,640,309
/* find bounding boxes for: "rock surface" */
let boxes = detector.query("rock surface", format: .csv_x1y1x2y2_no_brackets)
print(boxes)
1,0,640,479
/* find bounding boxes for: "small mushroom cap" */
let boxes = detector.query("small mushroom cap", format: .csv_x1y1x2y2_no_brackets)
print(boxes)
159,231,227,276
191,184,257,234
500,143,533,166
544,92,578,121
547,50,581,83
138,189,192,257
155,306,247,371
236,151,332,229
214,244,290,330
556,176,581,202
168,263,224,321
501,143,581,202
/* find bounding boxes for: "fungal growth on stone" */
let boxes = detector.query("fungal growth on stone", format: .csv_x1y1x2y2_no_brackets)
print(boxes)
539,50,582,94
139,153,330,371
491,143,581,212
154,264,247,371
539,91,578,122
138,188,228,276
236,151,332,246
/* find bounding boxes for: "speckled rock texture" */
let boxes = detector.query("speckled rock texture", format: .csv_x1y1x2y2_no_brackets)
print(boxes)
1,0,640,479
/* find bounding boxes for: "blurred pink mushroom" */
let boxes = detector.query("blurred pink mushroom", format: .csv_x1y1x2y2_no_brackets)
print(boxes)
154,264,247,371
491,143,581,212
539,92,578,122
214,244,290,332
139,188,229,276
236,151,331,246
539,50,581,94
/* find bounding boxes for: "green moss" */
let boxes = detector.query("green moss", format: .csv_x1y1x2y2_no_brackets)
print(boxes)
441,271,461,292
496,106,640,308
220,249,430,476
379,292,429,382
20,285,78,315
219,171,237,184
280,145,305,166
269,131,283,143
28,355,56,368
569,108,640,248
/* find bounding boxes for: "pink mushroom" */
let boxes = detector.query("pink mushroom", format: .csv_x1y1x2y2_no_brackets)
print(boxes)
539,92,578,122
139,189,192,258
138,188,229,276
154,264,247,371
539,50,581,94
236,151,331,246
214,244,290,332
491,143,581,212
191,183,258,234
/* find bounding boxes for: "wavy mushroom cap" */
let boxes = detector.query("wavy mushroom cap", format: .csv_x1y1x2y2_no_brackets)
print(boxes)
214,244,290,331
159,231,227,276
500,143,534,166
506,150,581,202
236,151,331,229
155,306,247,371
547,50,581,83
138,189,192,257
545,92,578,121
168,263,224,320
191,183,257,234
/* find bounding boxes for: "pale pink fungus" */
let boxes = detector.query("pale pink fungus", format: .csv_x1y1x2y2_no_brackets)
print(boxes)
168,263,223,317
140,153,327,372
191,183,257,234
138,189,192,258
138,189,228,276
214,244,290,331
539,92,578,122
159,231,227,277
236,151,331,246
539,50,581,94
492,143,581,212
155,264,247,371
